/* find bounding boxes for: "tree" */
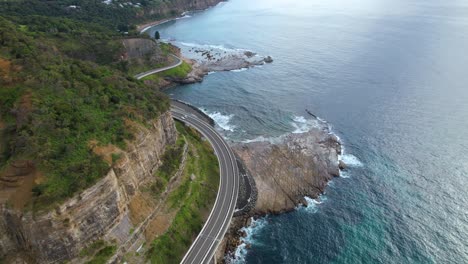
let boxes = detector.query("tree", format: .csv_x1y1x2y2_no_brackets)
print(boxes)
154,31,160,40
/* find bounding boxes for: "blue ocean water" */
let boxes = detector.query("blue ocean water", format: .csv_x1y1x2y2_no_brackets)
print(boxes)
147,0,468,262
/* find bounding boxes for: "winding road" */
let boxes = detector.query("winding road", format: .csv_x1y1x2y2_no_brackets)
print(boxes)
135,60,239,264
134,54,182,79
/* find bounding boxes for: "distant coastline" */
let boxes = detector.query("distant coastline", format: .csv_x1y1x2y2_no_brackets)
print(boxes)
137,0,226,33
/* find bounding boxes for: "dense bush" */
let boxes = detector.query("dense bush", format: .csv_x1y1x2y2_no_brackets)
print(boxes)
0,16,169,210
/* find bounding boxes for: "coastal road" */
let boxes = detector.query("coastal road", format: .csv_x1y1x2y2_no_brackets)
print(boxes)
171,103,239,264
135,59,239,264
134,54,182,80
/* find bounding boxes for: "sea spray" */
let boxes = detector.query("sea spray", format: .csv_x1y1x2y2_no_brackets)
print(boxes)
228,217,268,264
297,195,328,213
201,109,236,132
291,115,322,133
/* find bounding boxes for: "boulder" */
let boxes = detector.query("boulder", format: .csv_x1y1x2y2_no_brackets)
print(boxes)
264,56,273,63
339,160,347,170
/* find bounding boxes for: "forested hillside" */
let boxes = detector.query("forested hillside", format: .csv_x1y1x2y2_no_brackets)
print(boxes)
0,2,171,210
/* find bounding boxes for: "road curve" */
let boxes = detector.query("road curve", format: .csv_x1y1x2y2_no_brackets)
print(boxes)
134,59,239,263
171,103,239,264
134,54,182,80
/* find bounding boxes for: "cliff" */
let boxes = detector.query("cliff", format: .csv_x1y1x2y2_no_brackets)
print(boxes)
0,112,177,263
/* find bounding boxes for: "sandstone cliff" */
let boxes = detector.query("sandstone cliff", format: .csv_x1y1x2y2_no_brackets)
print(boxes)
0,112,177,263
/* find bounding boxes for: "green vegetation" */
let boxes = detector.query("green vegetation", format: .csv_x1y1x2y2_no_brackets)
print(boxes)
162,61,192,79
86,245,116,264
154,31,161,40
147,121,219,264
159,42,173,56
142,61,192,82
156,135,185,181
0,13,169,211
127,62,165,77
0,0,177,34
80,240,116,263
80,240,107,257
148,135,186,198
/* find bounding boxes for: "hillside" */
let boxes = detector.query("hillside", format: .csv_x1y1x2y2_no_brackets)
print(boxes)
0,15,171,211
0,0,222,262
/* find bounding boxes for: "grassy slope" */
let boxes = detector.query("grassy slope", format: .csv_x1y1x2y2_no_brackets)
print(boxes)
141,61,192,82
147,121,219,264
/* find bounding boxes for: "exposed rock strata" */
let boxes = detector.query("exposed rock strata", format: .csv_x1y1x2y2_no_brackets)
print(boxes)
0,112,177,263
233,128,341,214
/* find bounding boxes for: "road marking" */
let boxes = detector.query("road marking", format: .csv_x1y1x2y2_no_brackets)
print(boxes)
172,106,239,264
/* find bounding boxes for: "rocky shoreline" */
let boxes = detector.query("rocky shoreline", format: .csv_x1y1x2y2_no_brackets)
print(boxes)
137,15,273,86
168,50,273,85
176,100,345,263
220,120,344,263
137,8,343,264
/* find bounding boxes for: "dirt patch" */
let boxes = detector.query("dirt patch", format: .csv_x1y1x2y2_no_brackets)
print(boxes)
0,57,13,83
14,91,33,129
145,211,177,240
0,160,41,210
128,192,155,225
88,140,123,165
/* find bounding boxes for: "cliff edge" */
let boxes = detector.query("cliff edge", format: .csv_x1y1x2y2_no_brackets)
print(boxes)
0,112,177,263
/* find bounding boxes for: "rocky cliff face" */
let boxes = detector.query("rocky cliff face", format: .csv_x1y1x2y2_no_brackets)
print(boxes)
0,112,177,263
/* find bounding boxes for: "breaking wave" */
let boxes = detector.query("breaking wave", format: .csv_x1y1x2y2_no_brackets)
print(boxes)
228,217,268,264
201,109,236,132
177,41,248,53
340,154,363,167
291,115,322,133
297,195,328,213
230,68,248,72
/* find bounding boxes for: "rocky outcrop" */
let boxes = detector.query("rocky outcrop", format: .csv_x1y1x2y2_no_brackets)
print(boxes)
0,112,177,263
233,128,341,214
219,120,343,262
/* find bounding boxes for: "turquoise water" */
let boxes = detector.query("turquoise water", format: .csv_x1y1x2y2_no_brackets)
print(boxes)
147,0,468,262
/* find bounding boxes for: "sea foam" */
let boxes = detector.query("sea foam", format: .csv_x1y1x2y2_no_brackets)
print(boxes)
297,195,327,213
291,115,321,133
201,109,236,132
229,217,268,263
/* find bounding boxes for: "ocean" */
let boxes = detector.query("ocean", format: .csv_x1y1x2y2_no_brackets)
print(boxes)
146,0,468,262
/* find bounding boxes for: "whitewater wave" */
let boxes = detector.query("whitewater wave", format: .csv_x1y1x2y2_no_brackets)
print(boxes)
229,217,268,264
201,109,236,132
176,14,192,20
178,41,242,52
340,171,351,178
230,68,248,72
291,115,321,133
340,154,363,167
297,195,327,213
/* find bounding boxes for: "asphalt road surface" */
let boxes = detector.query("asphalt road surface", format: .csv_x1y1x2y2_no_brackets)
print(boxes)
134,60,239,264
171,103,239,264
134,54,182,80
